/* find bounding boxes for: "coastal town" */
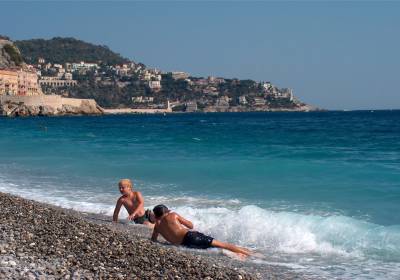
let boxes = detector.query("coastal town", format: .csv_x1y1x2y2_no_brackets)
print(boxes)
0,35,315,116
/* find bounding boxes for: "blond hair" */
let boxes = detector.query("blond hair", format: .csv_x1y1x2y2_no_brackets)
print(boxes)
118,179,133,189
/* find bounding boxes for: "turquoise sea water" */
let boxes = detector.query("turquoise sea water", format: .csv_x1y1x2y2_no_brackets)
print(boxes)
1,111,400,279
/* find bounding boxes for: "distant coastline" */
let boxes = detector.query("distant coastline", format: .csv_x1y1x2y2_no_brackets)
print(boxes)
1,35,320,116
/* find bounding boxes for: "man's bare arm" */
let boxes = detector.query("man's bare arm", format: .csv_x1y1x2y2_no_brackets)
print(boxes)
177,214,193,229
113,198,123,222
151,227,159,242
128,192,145,220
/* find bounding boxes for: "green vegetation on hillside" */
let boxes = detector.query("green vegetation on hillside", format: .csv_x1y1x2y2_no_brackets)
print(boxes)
15,37,129,65
3,44,23,66
12,36,306,111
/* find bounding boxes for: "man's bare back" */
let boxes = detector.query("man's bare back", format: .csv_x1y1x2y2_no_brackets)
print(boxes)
152,212,193,245
151,205,251,258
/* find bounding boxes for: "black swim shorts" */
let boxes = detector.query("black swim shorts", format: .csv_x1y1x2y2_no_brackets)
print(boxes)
181,231,214,249
133,209,153,224
133,214,147,224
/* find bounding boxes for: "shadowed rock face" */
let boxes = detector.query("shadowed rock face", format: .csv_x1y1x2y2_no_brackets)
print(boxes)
0,39,23,68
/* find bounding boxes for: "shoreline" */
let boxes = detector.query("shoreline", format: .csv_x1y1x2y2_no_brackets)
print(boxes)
0,192,311,279
103,106,320,115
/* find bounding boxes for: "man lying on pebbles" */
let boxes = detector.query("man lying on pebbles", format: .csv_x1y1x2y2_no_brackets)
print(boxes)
113,179,154,227
113,179,252,259
150,204,252,259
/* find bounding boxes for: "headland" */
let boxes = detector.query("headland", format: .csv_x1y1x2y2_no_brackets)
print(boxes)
0,35,319,117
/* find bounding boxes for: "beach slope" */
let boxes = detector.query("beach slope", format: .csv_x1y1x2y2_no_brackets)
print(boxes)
0,192,256,279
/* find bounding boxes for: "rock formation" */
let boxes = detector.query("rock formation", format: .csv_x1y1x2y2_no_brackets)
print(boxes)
0,36,104,117
0,36,23,68
0,97,104,117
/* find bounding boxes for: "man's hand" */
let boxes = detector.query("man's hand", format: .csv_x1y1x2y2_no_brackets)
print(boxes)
128,213,137,221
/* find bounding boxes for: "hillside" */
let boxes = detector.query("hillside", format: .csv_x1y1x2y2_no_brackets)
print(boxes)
15,37,130,65
0,35,24,68
6,35,314,112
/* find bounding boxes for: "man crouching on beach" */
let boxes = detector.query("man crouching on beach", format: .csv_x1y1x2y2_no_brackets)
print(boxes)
150,204,251,258
113,179,154,227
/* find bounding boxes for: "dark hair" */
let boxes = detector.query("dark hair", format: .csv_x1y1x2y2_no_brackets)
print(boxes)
153,204,168,218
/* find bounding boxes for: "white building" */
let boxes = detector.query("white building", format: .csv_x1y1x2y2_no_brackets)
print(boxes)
64,73,73,80
148,80,161,91
171,71,189,80
263,82,271,91
132,96,154,103
39,76,77,87
72,61,99,72
238,96,247,105
253,97,265,106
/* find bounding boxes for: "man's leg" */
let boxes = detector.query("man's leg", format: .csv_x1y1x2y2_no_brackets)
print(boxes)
211,239,251,257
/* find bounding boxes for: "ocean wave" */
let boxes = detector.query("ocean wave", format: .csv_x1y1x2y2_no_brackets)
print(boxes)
1,178,400,264
173,205,400,262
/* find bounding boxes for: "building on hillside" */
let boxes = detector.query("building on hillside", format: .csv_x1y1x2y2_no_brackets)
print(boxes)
208,76,225,84
0,68,42,96
0,69,18,95
39,76,77,87
148,80,161,91
267,88,294,101
171,71,189,80
143,71,152,81
215,96,230,109
44,63,52,70
185,101,198,112
72,61,99,72
17,69,42,96
64,73,73,80
132,96,154,103
203,86,219,96
238,95,248,105
169,100,182,108
65,63,72,72
253,97,265,106
193,79,208,86
263,82,271,91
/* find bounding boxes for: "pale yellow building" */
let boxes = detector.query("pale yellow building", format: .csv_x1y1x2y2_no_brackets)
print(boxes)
17,69,42,96
0,69,18,95
0,68,42,96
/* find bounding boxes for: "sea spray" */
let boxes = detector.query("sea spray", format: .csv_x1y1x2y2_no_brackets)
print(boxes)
174,205,400,262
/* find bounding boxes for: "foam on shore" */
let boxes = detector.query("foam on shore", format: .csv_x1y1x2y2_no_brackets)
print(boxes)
1,177,400,279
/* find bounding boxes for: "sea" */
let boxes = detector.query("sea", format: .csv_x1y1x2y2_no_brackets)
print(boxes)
1,111,399,279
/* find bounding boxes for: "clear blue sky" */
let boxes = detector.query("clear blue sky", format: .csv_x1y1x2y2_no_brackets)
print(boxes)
1,1,399,110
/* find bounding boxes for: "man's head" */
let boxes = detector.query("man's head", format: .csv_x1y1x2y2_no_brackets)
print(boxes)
145,209,156,224
118,179,133,195
153,204,169,219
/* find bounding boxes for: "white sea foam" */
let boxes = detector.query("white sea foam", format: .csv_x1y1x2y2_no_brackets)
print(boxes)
2,175,399,262
2,178,400,278
174,205,400,260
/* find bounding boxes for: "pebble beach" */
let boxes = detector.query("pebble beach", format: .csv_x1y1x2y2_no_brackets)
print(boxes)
0,192,308,280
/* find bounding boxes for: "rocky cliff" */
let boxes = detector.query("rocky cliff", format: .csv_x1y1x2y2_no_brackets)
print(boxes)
0,36,104,117
0,36,23,68
0,95,104,117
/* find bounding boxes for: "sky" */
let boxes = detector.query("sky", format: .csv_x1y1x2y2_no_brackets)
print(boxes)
1,1,399,110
